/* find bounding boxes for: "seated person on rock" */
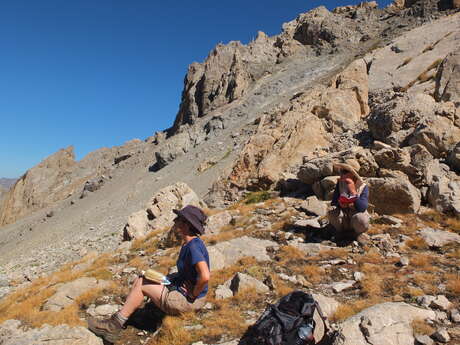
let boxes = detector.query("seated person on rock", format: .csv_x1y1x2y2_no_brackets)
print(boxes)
327,162,369,244
88,205,210,343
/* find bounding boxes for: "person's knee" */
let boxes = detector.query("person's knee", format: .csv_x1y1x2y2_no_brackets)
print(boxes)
351,213,369,234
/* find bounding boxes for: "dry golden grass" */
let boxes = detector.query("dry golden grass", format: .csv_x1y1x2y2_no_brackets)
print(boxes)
412,318,435,335
319,247,349,260
404,286,425,297
447,248,460,259
278,245,305,263
445,273,460,295
331,297,385,322
355,248,383,265
148,314,193,345
417,70,436,83
128,256,148,270
295,265,325,284
398,57,413,68
405,236,428,250
203,226,252,245
413,272,441,294
410,253,438,271
445,217,460,233
360,273,384,297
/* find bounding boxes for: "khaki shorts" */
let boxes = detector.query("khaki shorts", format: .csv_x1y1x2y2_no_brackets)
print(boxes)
159,286,206,315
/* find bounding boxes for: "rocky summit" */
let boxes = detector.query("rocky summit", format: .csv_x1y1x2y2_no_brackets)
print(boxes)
0,1,459,345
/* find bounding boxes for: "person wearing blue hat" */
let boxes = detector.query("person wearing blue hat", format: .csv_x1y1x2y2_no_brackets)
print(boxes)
88,205,210,343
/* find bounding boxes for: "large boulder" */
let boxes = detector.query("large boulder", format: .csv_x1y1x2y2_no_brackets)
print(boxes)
43,277,111,311
427,175,460,216
207,236,278,270
123,182,206,241
0,319,103,345
435,47,460,106
367,177,421,214
335,302,436,345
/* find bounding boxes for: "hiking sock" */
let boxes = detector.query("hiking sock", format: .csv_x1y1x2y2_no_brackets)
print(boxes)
113,312,128,327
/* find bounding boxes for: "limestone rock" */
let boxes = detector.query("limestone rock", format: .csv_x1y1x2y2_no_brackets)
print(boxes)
300,196,328,217
229,273,269,294
311,293,340,319
429,295,453,311
368,93,460,156
367,177,421,214
123,210,150,241
43,277,110,311
367,13,460,92
215,285,233,300
336,302,436,345
0,147,76,226
0,319,103,345
435,47,460,105
124,182,206,241
204,211,233,234
207,236,278,270
418,227,460,247
427,175,460,216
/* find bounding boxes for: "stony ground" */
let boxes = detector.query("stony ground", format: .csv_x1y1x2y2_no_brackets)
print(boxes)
0,194,459,345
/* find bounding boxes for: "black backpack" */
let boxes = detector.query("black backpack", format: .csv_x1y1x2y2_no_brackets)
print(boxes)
240,291,328,345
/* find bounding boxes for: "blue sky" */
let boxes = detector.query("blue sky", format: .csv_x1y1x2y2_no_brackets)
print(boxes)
0,0,392,178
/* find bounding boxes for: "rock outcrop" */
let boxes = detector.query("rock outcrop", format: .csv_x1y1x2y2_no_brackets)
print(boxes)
123,182,206,241
335,302,436,345
0,319,103,345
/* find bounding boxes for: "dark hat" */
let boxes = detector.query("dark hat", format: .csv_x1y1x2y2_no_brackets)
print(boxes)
173,205,207,235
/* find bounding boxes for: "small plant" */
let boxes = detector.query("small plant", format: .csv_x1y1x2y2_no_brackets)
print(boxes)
243,191,272,204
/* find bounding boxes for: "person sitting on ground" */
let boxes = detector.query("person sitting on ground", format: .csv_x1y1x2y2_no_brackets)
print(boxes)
327,161,369,245
88,205,210,343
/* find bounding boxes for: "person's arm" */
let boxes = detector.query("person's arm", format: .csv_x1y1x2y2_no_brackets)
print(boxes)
190,261,210,300
354,185,369,212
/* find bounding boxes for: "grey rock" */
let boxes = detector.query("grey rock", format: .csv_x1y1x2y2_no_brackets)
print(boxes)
337,302,436,345
207,236,278,270
204,211,233,235
353,272,364,282
300,196,328,217
419,227,460,247
417,295,436,308
332,280,355,293
432,328,450,343
0,319,103,345
312,293,340,319
429,295,452,311
450,308,460,323
215,285,233,300
229,273,269,294
414,334,434,345
427,176,460,216
435,47,460,106
43,277,110,311
367,177,421,214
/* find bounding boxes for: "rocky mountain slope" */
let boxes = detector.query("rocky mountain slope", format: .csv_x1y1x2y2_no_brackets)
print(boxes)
0,0,459,344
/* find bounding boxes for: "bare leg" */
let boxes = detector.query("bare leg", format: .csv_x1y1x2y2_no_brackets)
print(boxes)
119,276,146,318
141,283,166,309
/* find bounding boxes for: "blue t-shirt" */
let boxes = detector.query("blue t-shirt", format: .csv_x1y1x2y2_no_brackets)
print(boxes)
175,237,210,299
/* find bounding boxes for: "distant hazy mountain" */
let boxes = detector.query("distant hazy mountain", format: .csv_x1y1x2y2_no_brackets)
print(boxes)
0,178,17,190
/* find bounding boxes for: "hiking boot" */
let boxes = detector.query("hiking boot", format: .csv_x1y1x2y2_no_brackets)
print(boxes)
87,313,124,343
